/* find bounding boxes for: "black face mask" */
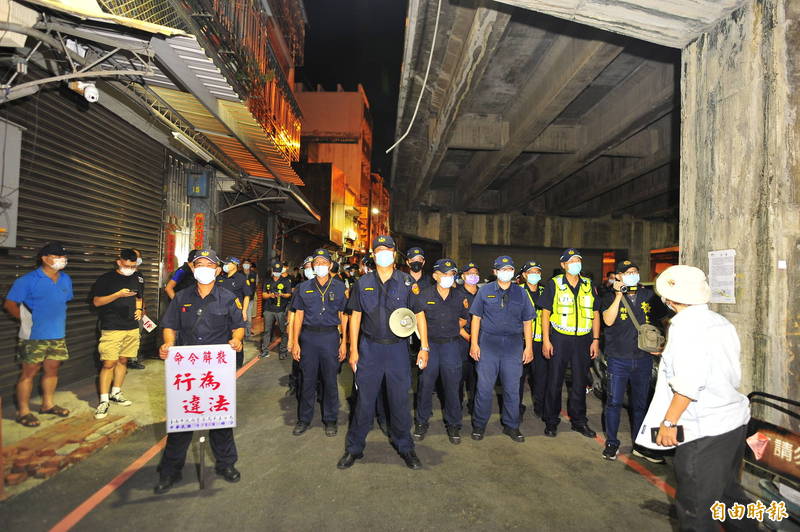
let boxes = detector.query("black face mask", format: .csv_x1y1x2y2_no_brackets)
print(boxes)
272,269,282,276
409,262,423,273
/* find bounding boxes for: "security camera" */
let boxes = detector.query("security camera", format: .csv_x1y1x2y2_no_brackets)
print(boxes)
68,81,99,103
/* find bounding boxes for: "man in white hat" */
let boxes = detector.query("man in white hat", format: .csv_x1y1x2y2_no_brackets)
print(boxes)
636,265,753,531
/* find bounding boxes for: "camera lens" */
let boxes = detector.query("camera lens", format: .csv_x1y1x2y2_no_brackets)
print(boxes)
619,285,628,293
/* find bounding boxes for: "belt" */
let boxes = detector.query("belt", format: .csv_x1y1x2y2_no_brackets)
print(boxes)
429,336,461,344
302,325,339,333
481,331,522,338
362,333,403,345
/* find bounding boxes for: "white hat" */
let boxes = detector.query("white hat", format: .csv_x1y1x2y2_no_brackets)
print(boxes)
655,265,711,305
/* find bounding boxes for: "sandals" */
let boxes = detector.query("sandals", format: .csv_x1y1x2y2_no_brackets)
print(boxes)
39,405,70,417
16,413,40,427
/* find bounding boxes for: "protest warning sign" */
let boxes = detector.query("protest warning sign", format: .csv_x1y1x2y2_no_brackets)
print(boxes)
165,344,236,433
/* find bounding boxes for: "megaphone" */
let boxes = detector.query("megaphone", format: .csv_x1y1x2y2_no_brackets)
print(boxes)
389,307,417,338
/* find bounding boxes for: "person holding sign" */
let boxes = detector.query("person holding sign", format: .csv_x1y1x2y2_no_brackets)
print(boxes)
154,249,245,495
290,249,348,437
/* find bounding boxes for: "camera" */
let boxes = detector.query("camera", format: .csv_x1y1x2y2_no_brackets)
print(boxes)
618,285,629,293
68,81,99,103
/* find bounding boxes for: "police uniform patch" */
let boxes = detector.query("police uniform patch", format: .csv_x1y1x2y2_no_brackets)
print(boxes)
305,289,315,293
412,284,420,295
234,298,243,310
364,287,375,291
502,258,509,263
463,298,469,309
378,237,386,243
487,295,496,298
568,250,575,255
426,301,436,305
277,284,284,289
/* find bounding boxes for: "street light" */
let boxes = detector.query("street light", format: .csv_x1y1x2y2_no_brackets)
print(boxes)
371,207,380,215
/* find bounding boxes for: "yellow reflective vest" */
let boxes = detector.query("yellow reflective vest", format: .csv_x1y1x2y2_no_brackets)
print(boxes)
550,274,595,336
524,284,545,342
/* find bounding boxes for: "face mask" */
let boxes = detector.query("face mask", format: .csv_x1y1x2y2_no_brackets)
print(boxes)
409,262,423,273
496,270,514,283
526,273,541,285
135,258,142,267
304,267,315,280
314,265,329,278
47,257,67,271
119,267,136,277
223,264,234,273
661,296,677,313
242,264,251,271
193,266,217,285
465,274,480,286
566,262,582,276
622,273,640,287
375,250,395,268
438,275,455,289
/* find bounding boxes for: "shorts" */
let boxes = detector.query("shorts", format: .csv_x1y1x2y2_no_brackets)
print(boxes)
17,339,70,365
98,329,141,361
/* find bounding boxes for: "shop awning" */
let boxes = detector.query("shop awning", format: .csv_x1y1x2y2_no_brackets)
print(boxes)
219,176,320,225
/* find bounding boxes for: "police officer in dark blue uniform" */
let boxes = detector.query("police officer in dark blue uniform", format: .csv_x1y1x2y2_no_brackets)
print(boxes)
412,259,469,444
261,261,292,359
469,256,535,443
337,235,430,470
217,256,253,368
519,260,547,419
290,249,347,437
154,249,244,494
458,261,481,414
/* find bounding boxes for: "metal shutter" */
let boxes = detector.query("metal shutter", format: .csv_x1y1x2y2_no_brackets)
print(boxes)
221,206,267,314
0,86,166,398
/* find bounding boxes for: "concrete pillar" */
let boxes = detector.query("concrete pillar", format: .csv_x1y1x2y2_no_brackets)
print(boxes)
680,0,800,424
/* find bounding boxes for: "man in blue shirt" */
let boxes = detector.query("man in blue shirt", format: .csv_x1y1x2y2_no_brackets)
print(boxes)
4,242,74,427
290,249,348,437
164,249,200,299
469,256,535,442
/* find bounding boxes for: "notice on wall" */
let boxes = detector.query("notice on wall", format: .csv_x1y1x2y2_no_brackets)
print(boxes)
708,249,736,304
165,344,236,433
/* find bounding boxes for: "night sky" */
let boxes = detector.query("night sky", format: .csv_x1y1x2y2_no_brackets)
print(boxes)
300,0,408,179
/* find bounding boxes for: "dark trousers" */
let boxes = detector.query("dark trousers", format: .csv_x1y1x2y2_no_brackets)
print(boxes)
345,338,413,455
415,340,463,428
473,333,523,430
262,310,288,355
298,329,340,425
673,425,757,532
235,350,244,369
519,342,546,415
459,340,477,415
159,428,237,476
604,356,652,446
543,332,592,427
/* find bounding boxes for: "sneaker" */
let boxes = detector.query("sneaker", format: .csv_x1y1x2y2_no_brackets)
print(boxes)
109,392,132,406
94,401,110,419
412,422,429,441
259,351,271,359
602,441,619,460
632,446,667,464
127,360,146,370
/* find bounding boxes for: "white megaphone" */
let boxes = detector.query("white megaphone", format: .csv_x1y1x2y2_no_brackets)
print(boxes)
389,307,417,338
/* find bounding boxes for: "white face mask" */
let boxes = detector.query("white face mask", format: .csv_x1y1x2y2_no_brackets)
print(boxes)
438,275,455,289
47,257,67,271
223,264,234,273
135,257,142,267
314,265,329,278
496,269,514,283
242,264,251,271
374,250,395,268
304,267,315,280
119,267,136,277
193,266,217,285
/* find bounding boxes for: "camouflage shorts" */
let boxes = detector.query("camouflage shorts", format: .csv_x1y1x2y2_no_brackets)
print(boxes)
17,339,70,365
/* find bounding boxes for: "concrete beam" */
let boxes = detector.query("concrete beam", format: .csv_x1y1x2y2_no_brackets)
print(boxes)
624,192,676,219
501,57,676,211
456,30,625,209
448,114,509,150
492,0,748,48
523,124,580,153
568,164,677,217
605,128,661,157
407,4,512,203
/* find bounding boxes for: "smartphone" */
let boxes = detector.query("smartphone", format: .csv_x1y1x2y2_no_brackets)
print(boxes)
651,425,684,443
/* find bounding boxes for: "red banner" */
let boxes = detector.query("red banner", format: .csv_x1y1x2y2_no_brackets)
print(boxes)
165,229,176,274
193,213,205,249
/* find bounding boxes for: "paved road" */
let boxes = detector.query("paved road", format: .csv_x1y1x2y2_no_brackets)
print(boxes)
2,348,677,531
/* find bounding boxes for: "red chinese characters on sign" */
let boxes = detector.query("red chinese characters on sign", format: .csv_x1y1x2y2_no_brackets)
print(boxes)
182,395,204,414
210,395,230,412
193,213,205,249
200,371,221,391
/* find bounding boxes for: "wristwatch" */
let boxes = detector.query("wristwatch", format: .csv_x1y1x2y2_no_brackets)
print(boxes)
420,346,430,352
661,420,677,428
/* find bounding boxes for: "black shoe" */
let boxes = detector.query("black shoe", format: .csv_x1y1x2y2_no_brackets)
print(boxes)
377,418,389,437
400,451,422,470
279,352,288,360
544,425,558,438
602,441,620,460
292,422,309,436
632,446,667,464
215,466,241,483
337,452,363,469
503,426,525,443
446,426,461,445
571,424,597,438
412,422,428,441
471,427,485,441
127,360,146,370
154,472,182,494
324,423,338,437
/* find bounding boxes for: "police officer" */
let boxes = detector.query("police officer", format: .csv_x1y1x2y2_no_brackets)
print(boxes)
412,259,469,444
261,260,292,359
286,256,313,397
519,260,547,419
406,247,434,289
217,256,253,368
241,259,257,339
338,235,430,470
469,256,534,442
540,248,601,438
290,249,348,437
154,249,243,494
458,261,481,415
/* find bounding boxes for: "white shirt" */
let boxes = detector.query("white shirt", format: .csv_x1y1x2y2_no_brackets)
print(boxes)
636,304,750,449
